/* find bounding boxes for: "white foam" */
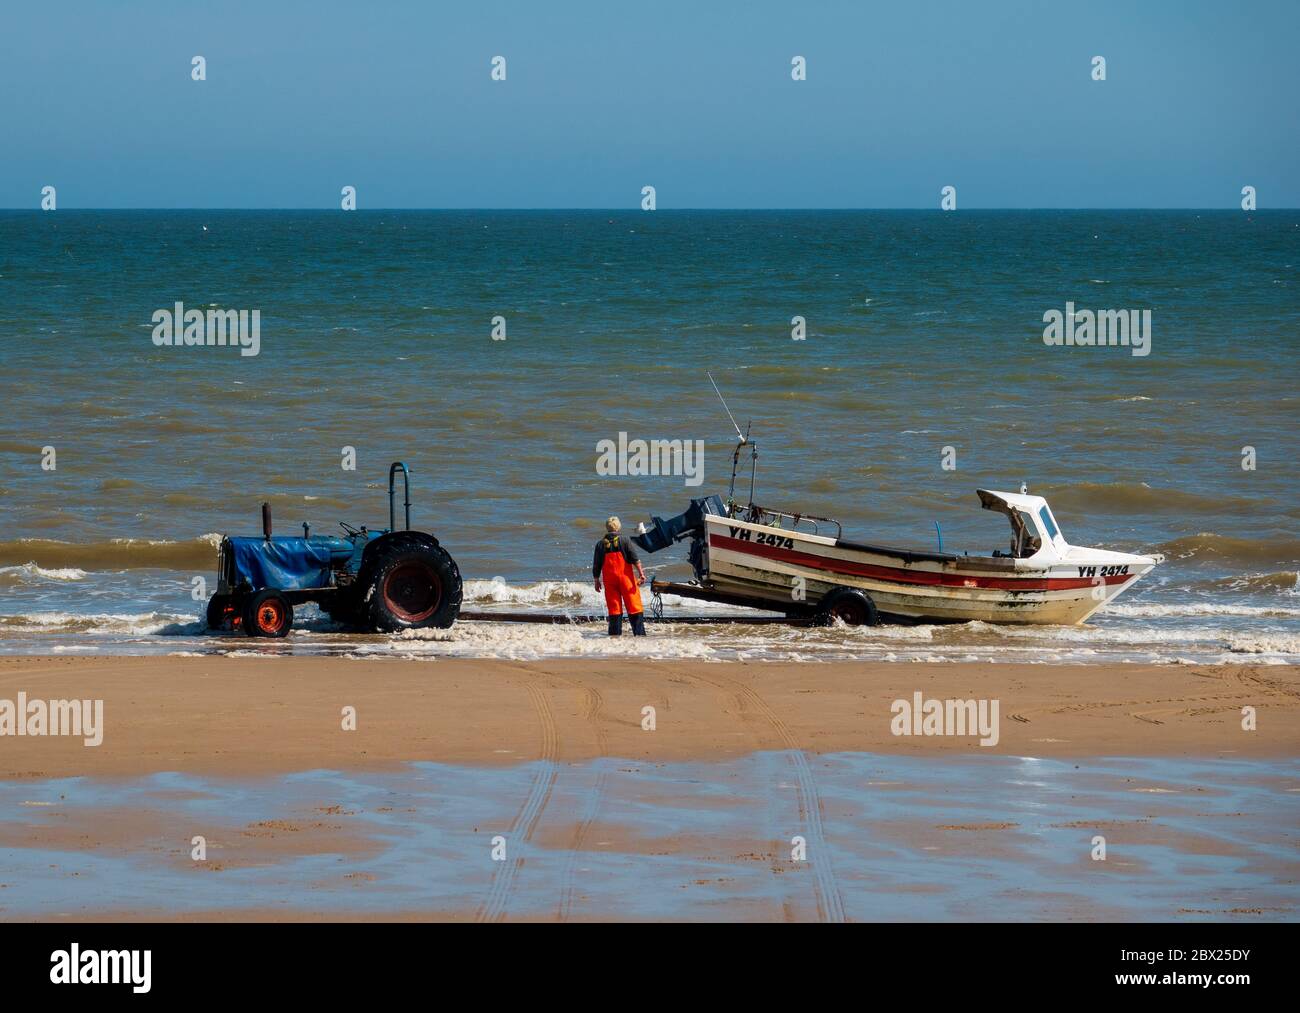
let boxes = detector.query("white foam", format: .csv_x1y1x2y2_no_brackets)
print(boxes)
396,621,719,662
462,576,751,614
0,563,88,581
0,611,198,636
1104,601,1300,619
1225,633,1300,655
0,575,1294,666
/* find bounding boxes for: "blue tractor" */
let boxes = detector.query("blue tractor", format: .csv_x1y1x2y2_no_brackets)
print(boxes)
205,462,462,637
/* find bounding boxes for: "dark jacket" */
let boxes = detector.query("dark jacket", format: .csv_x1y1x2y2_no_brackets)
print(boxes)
593,533,640,578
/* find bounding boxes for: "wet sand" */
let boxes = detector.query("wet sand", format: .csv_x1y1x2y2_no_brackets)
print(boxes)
0,655,1296,780
1,754,1296,921
3,655,1295,921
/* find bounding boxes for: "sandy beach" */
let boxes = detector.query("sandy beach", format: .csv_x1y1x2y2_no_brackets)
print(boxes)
2,655,1297,922
1,655,1295,779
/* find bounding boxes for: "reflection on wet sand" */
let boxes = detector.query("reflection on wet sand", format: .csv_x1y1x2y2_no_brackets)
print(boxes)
1,753,1295,922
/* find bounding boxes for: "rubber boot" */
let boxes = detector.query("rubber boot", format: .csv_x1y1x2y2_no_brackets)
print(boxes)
628,611,647,637
608,613,623,637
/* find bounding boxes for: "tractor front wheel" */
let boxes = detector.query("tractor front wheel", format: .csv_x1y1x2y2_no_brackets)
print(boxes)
243,589,294,638
205,594,237,631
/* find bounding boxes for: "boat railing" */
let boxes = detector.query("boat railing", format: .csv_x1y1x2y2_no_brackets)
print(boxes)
741,503,843,540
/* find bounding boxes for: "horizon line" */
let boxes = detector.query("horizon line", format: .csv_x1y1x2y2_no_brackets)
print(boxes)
1,206,1293,213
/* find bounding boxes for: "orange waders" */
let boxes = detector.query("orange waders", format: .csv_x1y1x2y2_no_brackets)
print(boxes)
597,534,645,636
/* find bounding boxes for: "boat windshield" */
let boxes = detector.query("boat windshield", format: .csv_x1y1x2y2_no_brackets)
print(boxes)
1039,505,1060,541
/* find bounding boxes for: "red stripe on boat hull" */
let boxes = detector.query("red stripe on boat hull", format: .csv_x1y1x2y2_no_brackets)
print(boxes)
708,534,1135,592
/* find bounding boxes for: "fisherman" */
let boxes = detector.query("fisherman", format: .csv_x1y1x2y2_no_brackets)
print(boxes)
593,516,647,636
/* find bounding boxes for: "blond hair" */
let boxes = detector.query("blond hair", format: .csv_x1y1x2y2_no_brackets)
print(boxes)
606,516,621,533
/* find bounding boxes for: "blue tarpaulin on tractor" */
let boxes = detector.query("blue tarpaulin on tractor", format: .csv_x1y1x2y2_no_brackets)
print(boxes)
227,537,335,591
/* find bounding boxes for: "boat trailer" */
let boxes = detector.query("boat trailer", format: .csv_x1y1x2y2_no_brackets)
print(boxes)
458,604,813,627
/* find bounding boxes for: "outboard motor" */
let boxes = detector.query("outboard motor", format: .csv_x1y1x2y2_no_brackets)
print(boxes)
632,495,726,553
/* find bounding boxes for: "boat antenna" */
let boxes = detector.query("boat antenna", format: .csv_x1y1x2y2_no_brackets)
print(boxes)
708,371,757,511
708,371,747,445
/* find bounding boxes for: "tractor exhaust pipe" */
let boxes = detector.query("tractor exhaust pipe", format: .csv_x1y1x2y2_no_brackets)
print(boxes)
262,502,272,539
388,462,411,532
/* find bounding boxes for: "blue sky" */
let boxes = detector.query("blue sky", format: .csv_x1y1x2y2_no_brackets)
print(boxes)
2,0,1296,208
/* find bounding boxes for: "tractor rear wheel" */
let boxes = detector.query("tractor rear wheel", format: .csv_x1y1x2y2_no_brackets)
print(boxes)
356,535,461,632
243,589,293,638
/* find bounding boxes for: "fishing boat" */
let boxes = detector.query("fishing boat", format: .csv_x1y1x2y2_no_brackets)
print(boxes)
631,381,1162,627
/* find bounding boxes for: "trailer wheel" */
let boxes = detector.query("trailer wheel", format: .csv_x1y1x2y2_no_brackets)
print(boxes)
243,589,293,638
205,594,237,631
357,536,461,631
816,588,879,627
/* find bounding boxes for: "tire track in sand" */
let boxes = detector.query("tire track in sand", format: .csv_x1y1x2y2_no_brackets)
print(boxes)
557,685,609,921
476,680,559,923
687,670,846,923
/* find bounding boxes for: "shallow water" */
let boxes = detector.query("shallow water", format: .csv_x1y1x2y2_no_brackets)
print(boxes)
1,752,1296,921
1,575,1296,665
1,210,1297,661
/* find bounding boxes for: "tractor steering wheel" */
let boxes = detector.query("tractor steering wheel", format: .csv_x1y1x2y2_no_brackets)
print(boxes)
339,521,361,537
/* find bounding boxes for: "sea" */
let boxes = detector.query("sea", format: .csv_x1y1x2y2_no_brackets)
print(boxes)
1,209,1297,663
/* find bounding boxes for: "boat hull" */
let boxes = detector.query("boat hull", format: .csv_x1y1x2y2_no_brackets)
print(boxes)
702,516,1156,626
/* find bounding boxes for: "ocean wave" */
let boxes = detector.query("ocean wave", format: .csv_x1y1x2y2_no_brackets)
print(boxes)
1153,533,1300,566
0,611,202,636
1046,482,1259,516
463,577,592,607
1225,633,1300,655
1192,571,1299,594
1102,600,1300,618
838,622,938,640
946,620,1253,647
0,562,88,584
463,577,752,614
0,535,221,570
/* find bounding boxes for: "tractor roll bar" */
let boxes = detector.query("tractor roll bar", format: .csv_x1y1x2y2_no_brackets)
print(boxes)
389,462,411,531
